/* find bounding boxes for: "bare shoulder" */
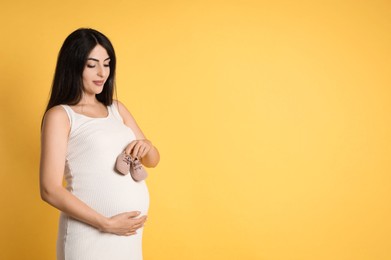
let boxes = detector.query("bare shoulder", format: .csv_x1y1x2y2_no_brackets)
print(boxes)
42,105,70,131
114,99,135,120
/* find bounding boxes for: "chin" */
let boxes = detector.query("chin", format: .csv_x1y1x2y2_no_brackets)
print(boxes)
95,87,105,94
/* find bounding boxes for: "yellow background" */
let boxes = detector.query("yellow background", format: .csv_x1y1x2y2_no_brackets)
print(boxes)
1,0,390,259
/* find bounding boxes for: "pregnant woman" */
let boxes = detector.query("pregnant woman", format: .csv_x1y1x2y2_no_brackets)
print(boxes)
40,28,160,260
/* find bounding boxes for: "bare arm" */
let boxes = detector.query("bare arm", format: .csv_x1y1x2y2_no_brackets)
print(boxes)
116,100,160,168
40,106,146,235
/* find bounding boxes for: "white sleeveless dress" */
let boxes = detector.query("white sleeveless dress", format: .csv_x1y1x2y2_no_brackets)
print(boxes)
57,104,149,260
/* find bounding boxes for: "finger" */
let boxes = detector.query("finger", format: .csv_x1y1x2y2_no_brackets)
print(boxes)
137,145,146,158
139,141,152,158
131,218,145,226
126,211,141,218
137,142,147,157
130,224,142,231
136,145,143,158
140,145,150,158
127,225,144,234
131,218,147,228
128,227,137,233
132,142,143,158
134,215,147,221
125,141,137,155
137,216,147,224
133,222,146,231
143,139,152,147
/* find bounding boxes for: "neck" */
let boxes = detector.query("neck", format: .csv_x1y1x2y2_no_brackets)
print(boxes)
79,94,99,106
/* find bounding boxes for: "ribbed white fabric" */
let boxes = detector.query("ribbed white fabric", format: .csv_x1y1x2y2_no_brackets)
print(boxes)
57,104,149,260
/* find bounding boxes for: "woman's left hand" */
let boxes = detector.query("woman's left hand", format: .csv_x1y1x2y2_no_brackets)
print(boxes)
124,139,153,159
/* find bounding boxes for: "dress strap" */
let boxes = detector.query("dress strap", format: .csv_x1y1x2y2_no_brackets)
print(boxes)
60,104,74,127
109,102,125,123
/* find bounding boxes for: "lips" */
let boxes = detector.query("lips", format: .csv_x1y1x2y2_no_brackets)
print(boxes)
93,80,105,86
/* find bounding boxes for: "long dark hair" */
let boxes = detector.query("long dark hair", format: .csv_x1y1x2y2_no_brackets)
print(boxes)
45,28,116,113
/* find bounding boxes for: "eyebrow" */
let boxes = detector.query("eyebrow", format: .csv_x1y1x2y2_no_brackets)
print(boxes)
87,57,111,62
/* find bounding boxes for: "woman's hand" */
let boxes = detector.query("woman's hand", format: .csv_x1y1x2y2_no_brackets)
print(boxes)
125,139,153,159
116,101,160,167
101,211,147,236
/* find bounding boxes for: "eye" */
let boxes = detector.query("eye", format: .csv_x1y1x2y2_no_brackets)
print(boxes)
86,64,95,68
104,64,110,68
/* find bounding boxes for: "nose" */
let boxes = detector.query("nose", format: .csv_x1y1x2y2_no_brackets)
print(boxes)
97,65,106,78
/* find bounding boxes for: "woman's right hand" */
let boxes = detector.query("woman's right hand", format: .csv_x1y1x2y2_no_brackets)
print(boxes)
101,211,147,236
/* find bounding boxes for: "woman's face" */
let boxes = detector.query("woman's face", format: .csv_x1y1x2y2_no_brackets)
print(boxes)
82,44,111,95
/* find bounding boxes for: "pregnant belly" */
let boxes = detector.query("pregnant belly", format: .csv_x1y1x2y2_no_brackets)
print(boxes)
71,175,150,217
